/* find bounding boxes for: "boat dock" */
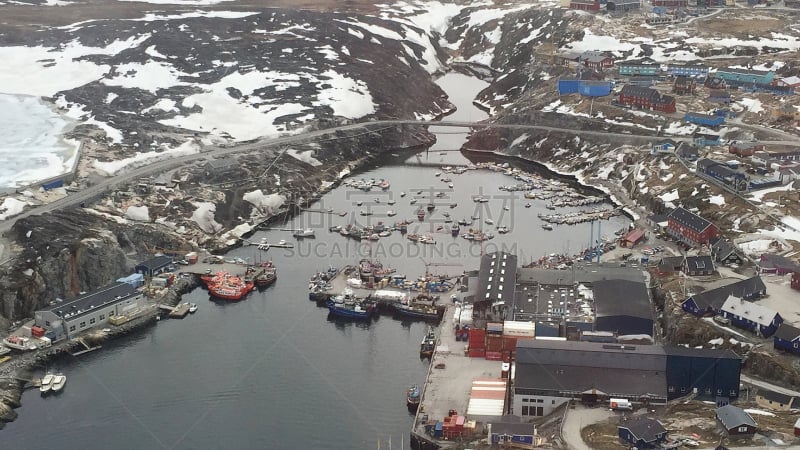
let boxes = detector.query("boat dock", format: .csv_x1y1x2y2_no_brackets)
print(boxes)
162,302,190,319
68,338,102,356
409,277,501,449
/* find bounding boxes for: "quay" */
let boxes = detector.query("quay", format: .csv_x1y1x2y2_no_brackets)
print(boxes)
410,273,501,449
167,303,190,319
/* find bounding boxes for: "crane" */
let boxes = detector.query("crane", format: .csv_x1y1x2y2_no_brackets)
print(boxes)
419,258,463,279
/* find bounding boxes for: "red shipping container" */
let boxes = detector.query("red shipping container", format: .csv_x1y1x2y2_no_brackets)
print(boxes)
468,329,486,347
486,336,503,353
31,326,45,338
485,351,502,361
468,348,486,358
502,336,518,352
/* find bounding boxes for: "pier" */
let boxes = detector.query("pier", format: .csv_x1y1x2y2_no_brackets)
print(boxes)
68,338,102,356
410,276,501,449
167,303,190,319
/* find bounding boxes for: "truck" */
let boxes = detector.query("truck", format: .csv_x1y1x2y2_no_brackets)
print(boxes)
609,398,633,410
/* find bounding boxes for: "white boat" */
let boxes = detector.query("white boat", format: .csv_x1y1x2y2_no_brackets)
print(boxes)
542,224,554,230
435,172,441,177
293,228,315,238
379,230,392,237
410,199,417,205
189,303,198,313
40,373,54,393
51,374,66,393
0,345,10,357
485,219,494,225
357,201,363,206
3,335,34,351
387,200,396,205
448,183,454,188
387,210,397,217
503,206,510,211
400,192,406,197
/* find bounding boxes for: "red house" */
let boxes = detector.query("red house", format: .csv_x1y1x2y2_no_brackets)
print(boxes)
570,0,600,10
618,85,676,113
666,207,719,247
581,51,614,70
729,142,764,157
792,272,800,291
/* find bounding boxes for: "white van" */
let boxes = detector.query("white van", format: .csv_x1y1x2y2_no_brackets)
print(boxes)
609,398,633,410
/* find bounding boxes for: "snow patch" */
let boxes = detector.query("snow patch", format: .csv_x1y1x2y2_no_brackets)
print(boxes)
125,205,151,222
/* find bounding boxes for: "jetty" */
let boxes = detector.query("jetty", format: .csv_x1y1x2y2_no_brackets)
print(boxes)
68,338,102,356
158,302,191,319
409,273,501,449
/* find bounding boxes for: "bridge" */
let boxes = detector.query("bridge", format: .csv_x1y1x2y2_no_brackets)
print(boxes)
0,117,797,263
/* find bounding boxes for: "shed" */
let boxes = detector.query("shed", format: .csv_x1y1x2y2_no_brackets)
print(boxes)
618,417,668,449
716,404,758,436
621,228,646,247
757,253,800,275
204,157,239,176
134,255,173,277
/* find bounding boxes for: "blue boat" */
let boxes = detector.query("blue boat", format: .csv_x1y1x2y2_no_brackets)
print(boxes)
326,289,375,319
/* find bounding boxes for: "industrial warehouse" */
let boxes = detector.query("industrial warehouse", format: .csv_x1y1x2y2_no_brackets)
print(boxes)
34,281,148,340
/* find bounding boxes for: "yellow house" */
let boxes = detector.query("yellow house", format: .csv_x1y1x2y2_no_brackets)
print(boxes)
755,389,796,412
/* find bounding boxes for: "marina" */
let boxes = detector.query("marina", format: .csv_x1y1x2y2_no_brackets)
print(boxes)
0,73,630,449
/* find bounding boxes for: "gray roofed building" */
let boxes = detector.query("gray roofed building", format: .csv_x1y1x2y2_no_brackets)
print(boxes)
43,282,138,319
476,252,517,319
514,340,667,410
668,207,713,234
684,255,715,276
662,345,741,360
517,266,646,286
775,323,800,341
681,276,767,316
134,255,174,277
709,236,741,264
593,279,653,336
618,416,668,447
204,157,239,175
716,405,757,433
758,389,795,406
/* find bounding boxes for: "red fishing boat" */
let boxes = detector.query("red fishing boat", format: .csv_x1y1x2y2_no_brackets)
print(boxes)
255,261,277,287
205,272,254,301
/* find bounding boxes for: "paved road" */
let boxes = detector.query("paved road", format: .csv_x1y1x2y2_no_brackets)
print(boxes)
2,117,797,240
561,404,616,450
741,374,800,398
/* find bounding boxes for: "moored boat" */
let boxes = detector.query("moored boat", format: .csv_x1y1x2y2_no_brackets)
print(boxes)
206,272,254,301
51,374,66,393
417,209,425,221
188,303,198,313
3,335,35,351
293,228,315,238
255,261,278,287
407,384,421,409
40,372,54,394
326,289,375,319
420,327,436,357
542,223,554,230
451,224,460,237
393,300,443,321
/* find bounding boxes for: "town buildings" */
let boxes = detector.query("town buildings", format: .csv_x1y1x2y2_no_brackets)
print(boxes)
681,276,767,316
34,282,147,340
618,86,676,113
716,405,758,436
665,207,719,247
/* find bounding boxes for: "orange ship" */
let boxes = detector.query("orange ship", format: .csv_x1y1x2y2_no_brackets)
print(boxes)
203,271,254,301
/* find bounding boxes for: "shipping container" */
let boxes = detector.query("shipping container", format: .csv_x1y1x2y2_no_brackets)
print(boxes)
31,326,45,338
502,321,535,338
41,179,64,191
485,351,503,361
486,335,503,352
502,336,518,353
487,322,504,335
434,422,443,438
578,81,613,97
468,328,486,347
468,348,486,358
558,78,581,95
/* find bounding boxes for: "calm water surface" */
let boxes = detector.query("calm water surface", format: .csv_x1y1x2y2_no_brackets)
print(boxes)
2,74,629,449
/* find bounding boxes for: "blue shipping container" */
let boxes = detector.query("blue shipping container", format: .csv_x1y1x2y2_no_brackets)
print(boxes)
578,82,613,97
41,179,64,190
557,79,580,95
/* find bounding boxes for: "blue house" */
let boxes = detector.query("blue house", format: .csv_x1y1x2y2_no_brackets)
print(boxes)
720,295,783,337
652,139,677,155
774,323,800,356
685,112,725,127
665,346,741,400
708,89,732,104
619,61,660,76
668,64,710,78
693,132,721,147
488,421,540,447
681,276,766,317
618,417,668,449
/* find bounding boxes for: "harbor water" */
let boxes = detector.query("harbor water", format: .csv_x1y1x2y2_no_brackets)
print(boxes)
2,73,630,449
